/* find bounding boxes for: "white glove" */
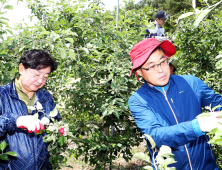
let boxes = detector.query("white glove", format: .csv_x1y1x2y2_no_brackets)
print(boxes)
198,112,222,132
16,115,45,133
40,117,50,125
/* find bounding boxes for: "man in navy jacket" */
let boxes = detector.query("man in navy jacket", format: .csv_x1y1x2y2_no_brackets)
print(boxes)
128,38,220,170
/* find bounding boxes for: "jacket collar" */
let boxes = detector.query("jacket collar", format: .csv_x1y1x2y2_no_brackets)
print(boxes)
143,77,171,92
9,78,48,103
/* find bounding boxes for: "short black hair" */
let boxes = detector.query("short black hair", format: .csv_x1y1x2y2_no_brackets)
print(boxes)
19,49,57,73
152,47,165,55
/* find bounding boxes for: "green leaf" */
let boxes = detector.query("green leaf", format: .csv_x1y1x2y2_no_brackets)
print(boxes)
196,112,210,118
58,136,65,146
212,105,222,112
133,152,150,162
178,12,195,21
144,134,156,149
5,63,11,68
169,167,176,170
0,17,9,21
143,166,153,170
81,47,89,54
60,49,66,59
0,154,8,160
65,38,74,44
0,141,7,151
163,157,177,166
69,49,76,60
51,32,60,42
3,5,13,10
157,145,174,158
6,29,13,35
206,128,218,135
5,151,17,157
33,113,38,121
56,147,60,153
49,106,58,117
49,156,53,164
41,31,50,35
193,9,211,28
215,55,222,59
205,105,211,111
51,134,56,143
216,59,222,69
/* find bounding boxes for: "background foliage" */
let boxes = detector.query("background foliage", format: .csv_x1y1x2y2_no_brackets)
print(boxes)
0,0,222,169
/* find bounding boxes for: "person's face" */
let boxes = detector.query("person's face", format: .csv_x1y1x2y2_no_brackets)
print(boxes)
136,49,170,86
19,63,51,94
156,18,166,26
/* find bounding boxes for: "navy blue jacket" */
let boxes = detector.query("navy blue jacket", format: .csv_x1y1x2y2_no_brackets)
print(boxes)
129,75,220,170
0,79,61,170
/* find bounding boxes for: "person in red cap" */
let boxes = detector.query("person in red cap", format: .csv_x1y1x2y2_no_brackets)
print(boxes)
128,38,221,170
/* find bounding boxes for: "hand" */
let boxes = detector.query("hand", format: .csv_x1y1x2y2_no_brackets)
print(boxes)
198,112,222,132
16,115,45,133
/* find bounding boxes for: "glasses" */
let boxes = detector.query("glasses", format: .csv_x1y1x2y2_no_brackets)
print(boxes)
29,69,49,81
140,59,169,72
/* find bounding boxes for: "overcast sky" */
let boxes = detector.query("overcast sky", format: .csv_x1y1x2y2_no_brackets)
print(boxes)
3,0,140,29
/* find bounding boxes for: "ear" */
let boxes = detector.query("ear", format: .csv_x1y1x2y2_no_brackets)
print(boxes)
136,68,142,77
19,63,25,75
170,65,174,72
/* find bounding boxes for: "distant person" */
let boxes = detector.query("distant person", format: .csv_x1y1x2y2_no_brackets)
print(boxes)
145,11,170,42
168,57,178,75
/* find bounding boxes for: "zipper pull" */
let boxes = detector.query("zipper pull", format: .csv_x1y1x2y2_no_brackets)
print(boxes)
164,94,167,101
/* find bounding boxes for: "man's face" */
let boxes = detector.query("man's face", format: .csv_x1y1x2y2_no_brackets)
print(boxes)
156,18,166,26
19,63,51,94
136,49,170,86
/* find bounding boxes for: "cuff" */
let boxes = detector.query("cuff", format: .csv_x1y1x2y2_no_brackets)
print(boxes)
192,119,206,137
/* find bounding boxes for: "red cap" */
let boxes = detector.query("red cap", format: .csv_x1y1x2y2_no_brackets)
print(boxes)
129,38,176,77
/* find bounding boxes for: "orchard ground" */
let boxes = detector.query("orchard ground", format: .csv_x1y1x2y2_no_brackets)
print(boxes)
62,140,147,170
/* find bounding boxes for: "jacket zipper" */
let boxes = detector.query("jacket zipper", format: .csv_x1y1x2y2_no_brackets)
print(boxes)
205,136,214,159
155,86,193,170
29,98,37,170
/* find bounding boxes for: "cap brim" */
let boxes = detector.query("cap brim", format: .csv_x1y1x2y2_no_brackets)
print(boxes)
159,40,176,58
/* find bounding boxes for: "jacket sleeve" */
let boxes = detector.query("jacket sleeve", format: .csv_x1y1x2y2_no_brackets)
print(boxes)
128,93,199,148
181,75,222,111
145,29,150,38
0,97,18,137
